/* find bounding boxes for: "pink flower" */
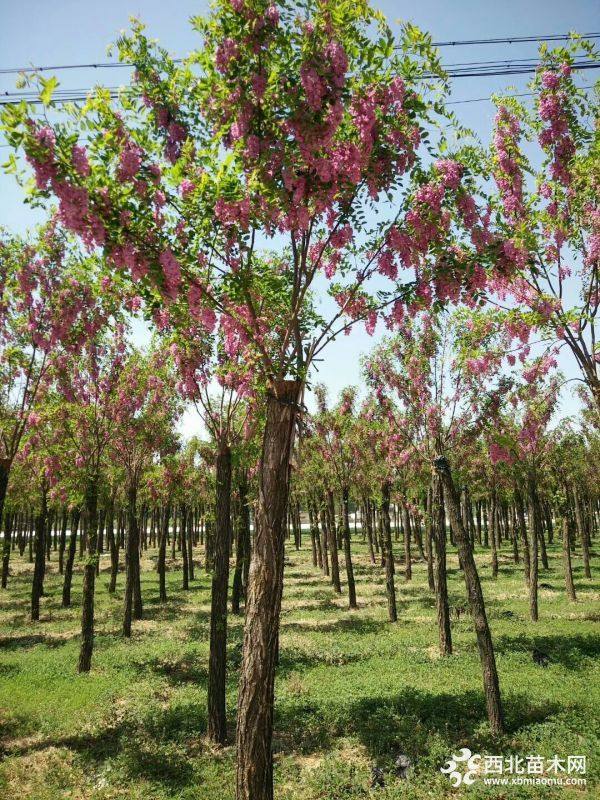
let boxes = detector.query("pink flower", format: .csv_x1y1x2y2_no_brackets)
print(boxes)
72,145,90,177
180,179,195,198
117,142,143,182
435,159,462,190
159,249,182,300
216,38,239,74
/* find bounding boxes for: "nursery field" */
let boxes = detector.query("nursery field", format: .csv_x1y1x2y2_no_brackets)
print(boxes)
0,541,598,800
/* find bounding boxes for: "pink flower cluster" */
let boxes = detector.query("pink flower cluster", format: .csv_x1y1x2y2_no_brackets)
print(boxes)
492,106,525,223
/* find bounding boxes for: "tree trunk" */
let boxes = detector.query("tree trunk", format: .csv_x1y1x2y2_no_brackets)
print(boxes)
562,516,576,602
527,476,540,623
208,444,232,744
574,490,592,579
235,380,300,800
123,482,141,637
341,487,357,609
363,499,376,565
327,491,341,593
424,488,436,592
31,485,48,622
319,506,329,576
107,498,119,593
381,482,397,622
1,511,13,589
434,456,504,735
62,509,81,607
78,477,99,673
158,502,170,603
232,472,251,614
490,490,499,579
432,474,452,656
515,488,530,586
402,503,412,581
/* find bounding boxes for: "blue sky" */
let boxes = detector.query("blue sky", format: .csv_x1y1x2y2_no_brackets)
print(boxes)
1,0,597,436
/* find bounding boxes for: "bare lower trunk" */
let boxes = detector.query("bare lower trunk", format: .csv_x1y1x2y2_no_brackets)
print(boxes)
62,510,81,607
235,380,300,800
31,486,48,621
562,516,576,601
527,476,540,622
78,477,99,673
432,474,452,656
490,490,499,579
434,457,504,735
402,504,412,581
341,487,357,609
327,490,341,593
574,490,592,579
123,482,141,637
381,482,397,622
158,503,170,603
232,473,250,615
1,510,13,589
424,488,436,592
208,445,232,744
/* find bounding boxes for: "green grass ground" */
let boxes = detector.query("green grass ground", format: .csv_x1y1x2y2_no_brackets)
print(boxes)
0,539,598,799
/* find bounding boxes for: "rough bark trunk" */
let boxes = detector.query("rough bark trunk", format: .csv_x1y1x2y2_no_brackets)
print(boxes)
327,490,341,593
107,498,118,593
232,473,250,615
235,380,300,800
574,490,592,579
424,488,436,592
381,482,397,622
62,509,81,607
363,499,376,565
208,444,232,744
341,487,357,609
562,516,577,602
402,503,412,581
490,490,499,579
432,474,452,656
31,485,48,621
527,476,540,623
78,477,99,673
515,488,530,586
158,503,170,603
1,510,13,589
434,457,504,735
123,482,141,637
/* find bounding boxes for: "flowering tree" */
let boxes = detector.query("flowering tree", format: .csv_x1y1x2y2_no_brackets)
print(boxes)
312,385,359,609
482,356,561,621
52,326,130,671
107,348,181,638
0,226,106,531
365,311,506,733
1,2,496,792
488,41,600,410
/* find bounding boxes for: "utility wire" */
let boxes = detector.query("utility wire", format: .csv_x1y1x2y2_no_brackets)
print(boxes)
1,60,598,106
0,31,598,75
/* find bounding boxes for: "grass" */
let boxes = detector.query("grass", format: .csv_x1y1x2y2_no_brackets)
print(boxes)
0,537,598,799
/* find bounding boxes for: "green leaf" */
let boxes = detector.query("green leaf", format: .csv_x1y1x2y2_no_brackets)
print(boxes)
40,76,59,106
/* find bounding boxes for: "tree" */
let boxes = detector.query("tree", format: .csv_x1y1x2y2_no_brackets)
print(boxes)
2,3,493,794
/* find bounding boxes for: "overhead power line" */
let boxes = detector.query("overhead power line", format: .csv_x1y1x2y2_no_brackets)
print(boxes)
430,32,600,47
0,32,598,76
1,58,598,106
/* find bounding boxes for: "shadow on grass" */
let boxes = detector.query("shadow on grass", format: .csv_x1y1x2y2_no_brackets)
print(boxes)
3,697,206,789
0,632,78,650
274,687,562,763
494,632,600,670
281,616,392,636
